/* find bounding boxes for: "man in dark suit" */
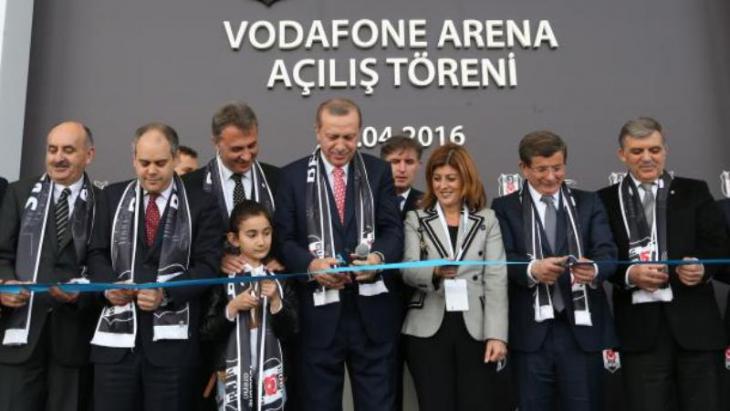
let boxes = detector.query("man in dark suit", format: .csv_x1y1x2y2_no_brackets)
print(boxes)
598,117,728,411
492,130,618,411
0,121,99,411
274,98,403,411
183,102,285,410
88,123,222,411
379,135,424,218
379,135,423,411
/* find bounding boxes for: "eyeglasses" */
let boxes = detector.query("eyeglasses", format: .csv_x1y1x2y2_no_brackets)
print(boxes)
528,164,565,175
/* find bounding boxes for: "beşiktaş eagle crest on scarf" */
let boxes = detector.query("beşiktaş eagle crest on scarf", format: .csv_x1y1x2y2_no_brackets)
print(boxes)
521,182,593,326
220,265,286,411
618,172,673,304
3,174,95,346
91,175,192,348
304,148,388,302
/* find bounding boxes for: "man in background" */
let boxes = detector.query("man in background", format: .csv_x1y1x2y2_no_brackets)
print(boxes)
175,145,199,175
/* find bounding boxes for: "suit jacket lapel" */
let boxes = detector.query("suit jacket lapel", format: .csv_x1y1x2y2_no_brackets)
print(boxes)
456,210,484,261
343,162,356,232
419,209,449,259
554,205,568,255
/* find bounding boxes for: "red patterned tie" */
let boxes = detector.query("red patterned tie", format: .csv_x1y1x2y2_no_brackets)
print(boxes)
333,167,346,224
145,194,160,246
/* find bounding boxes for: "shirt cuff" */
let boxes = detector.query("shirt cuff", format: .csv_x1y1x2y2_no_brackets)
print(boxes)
588,263,600,289
526,261,538,287
225,305,236,322
270,300,283,315
625,265,638,289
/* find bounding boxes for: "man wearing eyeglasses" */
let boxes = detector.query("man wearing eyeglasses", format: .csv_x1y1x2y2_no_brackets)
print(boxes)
492,130,618,410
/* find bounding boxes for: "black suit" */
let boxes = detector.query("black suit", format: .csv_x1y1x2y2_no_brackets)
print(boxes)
400,187,422,219
492,188,618,411
0,176,100,411
274,153,403,411
598,177,728,411
88,178,222,411
183,161,280,229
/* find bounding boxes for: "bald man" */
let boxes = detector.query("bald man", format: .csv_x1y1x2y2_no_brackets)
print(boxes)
87,123,221,411
0,122,100,411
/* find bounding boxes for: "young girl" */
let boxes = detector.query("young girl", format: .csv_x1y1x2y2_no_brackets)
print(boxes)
212,200,297,411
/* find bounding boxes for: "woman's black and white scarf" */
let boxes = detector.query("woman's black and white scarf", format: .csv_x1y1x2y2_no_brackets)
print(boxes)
521,182,592,326
3,174,95,346
204,157,275,215
618,172,673,303
220,266,286,411
304,148,385,300
91,176,192,348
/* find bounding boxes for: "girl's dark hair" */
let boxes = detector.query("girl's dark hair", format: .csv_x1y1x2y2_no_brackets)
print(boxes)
228,200,273,233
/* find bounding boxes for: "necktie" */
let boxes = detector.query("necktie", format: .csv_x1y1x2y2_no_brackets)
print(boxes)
232,173,246,207
640,183,655,225
333,167,346,224
55,188,71,246
541,195,557,252
540,195,564,312
399,195,407,211
145,194,160,247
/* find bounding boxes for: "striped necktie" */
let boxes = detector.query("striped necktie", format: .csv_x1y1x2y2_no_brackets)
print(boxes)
55,188,72,246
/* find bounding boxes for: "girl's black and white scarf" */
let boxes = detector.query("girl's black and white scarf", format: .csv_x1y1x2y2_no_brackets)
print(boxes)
220,266,286,411
3,174,95,345
521,182,592,326
618,172,673,303
91,176,192,348
204,157,275,216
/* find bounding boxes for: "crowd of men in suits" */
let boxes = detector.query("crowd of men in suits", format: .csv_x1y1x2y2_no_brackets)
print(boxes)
0,98,729,411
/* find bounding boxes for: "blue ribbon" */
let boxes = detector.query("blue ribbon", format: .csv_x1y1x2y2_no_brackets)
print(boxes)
0,257,729,294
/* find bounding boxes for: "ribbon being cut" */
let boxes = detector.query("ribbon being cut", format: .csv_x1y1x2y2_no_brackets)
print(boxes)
1,257,729,295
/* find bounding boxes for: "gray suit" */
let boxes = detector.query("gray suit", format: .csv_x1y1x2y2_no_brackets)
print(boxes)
401,207,508,343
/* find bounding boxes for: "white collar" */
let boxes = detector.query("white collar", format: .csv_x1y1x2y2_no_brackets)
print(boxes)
143,179,174,202
400,187,412,200
244,263,266,277
217,154,252,180
527,183,559,206
320,152,349,177
53,175,84,197
629,173,659,189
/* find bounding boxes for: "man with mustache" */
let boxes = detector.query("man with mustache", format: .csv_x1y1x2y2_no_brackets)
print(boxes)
0,122,100,411
598,117,729,411
274,98,403,411
88,123,222,411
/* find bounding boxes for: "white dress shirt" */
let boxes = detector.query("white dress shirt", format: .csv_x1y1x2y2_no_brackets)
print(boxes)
399,188,412,211
143,180,174,216
217,155,253,216
320,153,348,191
525,183,598,286
53,176,85,217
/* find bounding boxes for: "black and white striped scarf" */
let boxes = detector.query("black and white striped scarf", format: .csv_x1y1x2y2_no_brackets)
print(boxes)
91,175,192,348
3,174,95,346
521,182,592,326
220,266,286,411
